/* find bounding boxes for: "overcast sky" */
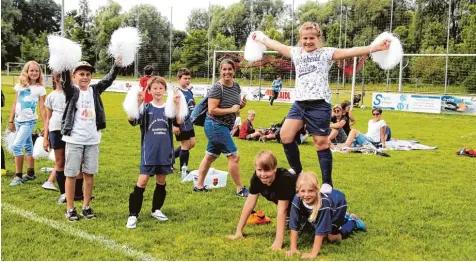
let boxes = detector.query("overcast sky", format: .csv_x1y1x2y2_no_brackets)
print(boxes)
55,0,328,31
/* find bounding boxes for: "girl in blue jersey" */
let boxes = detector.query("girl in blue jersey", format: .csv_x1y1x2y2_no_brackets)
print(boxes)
285,172,366,259
126,76,183,229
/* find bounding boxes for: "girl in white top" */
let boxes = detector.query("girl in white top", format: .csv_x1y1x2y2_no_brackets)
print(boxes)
42,72,67,200
344,108,388,148
252,22,390,193
7,61,47,186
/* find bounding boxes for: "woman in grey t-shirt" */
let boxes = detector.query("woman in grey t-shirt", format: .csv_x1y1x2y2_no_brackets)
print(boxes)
194,59,249,197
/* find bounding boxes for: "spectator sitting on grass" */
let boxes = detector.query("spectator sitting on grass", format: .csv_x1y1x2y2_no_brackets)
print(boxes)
343,108,390,148
230,111,241,137
239,110,263,140
328,104,348,147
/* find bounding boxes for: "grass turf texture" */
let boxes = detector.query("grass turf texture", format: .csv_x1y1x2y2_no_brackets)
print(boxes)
1,85,476,260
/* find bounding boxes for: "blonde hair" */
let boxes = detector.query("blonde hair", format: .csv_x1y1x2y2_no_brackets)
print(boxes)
19,61,44,87
296,172,321,223
254,151,278,171
147,76,167,91
247,110,256,115
298,22,324,45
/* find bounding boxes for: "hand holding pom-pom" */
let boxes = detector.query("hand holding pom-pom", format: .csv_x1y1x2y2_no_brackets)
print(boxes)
252,31,269,43
371,39,391,53
173,88,181,106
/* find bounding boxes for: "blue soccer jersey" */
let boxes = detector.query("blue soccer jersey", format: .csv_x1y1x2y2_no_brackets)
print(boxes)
175,86,195,131
130,103,174,166
289,189,347,235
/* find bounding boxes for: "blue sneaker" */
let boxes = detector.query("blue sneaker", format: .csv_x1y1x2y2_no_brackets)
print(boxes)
236,187,249,197
350,213,367,232
345,212,351,220
9,177,23,186
21,174,37,182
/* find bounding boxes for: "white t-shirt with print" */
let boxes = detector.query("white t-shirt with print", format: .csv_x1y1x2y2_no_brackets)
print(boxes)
44,90,66,131
366,119,387,142
14,84,47,122
290,47,337,103
233,116,242,129
62,88,101,145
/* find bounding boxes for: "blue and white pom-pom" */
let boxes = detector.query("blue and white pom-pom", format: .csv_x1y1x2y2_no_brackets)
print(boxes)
33,137,49,159
371,32,403,70
123,85,143,119
3,130,16,154
164,86,188,120
47,35,82,72
107,27,142,67
244,31,267,62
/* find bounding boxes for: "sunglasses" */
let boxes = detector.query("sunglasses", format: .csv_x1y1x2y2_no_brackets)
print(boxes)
373,113,380,116
334,110,341,112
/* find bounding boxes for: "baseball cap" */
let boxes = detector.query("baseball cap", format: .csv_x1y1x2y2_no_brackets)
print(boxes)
73,61,95,73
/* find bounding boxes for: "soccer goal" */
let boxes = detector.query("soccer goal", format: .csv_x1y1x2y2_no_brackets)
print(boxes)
6,62,47,76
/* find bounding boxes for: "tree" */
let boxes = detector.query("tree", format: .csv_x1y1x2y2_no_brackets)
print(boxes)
19,30,49,64
186,8,209,31
13,0,61,35
173,30,208,74
122,4,171,76
93,0,124,73
1,0,22,66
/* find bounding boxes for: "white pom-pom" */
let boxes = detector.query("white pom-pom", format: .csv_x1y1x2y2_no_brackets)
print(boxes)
33,137,49,159
107,27,142,67
3,130,16,154
244,31,267,62
123,85,142,119
48,149,55,162
48,35,82,72
371,32,403,70
164,86,188,120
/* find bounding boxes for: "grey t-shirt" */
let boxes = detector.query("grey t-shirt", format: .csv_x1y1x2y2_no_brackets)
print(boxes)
206,81,241,129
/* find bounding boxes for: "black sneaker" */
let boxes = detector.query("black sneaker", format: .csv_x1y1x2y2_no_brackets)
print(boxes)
193,185,210,192
82,206,97,219
65,207,80,222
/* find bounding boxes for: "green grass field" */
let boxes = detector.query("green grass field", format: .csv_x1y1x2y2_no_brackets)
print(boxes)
1,85,476,260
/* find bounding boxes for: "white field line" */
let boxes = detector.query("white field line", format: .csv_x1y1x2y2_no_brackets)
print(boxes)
1,203,161,261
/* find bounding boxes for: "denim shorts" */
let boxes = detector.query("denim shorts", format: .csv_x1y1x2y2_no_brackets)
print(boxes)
12,120,37,157
204,117,238,157
286,100,331,136
355,133,375,145
49,130,65,149
140,165,173,176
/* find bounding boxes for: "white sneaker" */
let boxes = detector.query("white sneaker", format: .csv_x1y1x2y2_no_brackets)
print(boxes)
320,183,333,194
42,181,58,191
151,210,168,221
126,216,138,229
57,193,66,204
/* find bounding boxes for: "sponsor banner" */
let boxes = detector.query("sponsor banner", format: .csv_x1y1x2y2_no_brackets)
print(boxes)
440,95,476,115
372,93,441,114
90,79,138,93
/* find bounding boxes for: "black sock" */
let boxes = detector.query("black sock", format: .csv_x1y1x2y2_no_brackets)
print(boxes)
129,186,145,217
179,150,190,168
1,147,5,170
27,168,35,177
283,142,302,175
174,146,181,159
56,170,66,194
15,172,23,179
152,183,166,212
75,178,84,198
317,148,333,186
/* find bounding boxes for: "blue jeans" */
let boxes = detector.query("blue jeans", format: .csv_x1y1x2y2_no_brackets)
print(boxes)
355,133,376,145
204,117,238,157
12,120,37,157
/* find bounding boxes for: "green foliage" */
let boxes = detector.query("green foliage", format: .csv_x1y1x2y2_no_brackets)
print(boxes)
19,30,49,64
186,8,210,31
410,47,446,85
172,30,208,74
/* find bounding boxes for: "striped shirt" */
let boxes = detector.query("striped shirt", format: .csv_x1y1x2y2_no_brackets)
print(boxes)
206,81,241,129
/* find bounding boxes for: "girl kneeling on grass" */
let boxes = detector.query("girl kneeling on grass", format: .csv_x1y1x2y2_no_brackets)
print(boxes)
126,76,183,229
228,151,297,250
285,172,366,259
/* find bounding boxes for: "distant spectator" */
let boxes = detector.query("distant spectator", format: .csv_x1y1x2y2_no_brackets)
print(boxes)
341,100,355,135
231,111,242,137
239,110,263,140
344,108,389,148
139,65,154,103
270,75,282,106
328,104,348,144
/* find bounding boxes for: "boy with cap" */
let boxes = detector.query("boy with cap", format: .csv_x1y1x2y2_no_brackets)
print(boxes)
61,58,121,221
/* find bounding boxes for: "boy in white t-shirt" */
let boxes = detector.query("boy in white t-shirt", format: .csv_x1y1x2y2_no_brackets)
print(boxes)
231,111,242,137
344,108,388,148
